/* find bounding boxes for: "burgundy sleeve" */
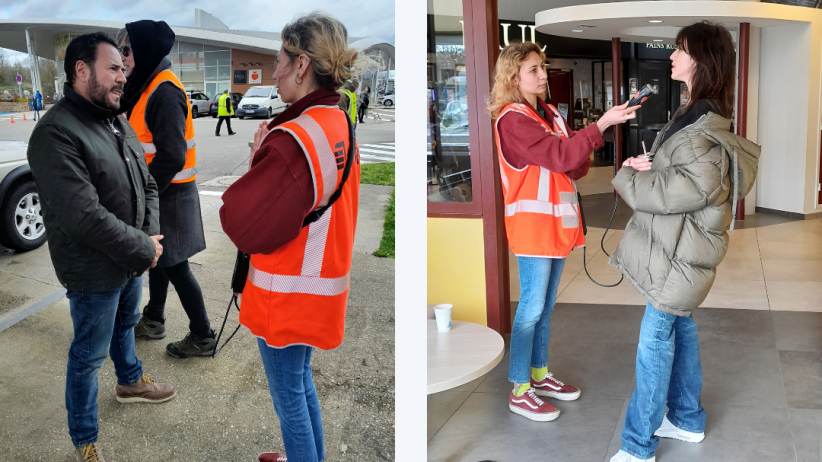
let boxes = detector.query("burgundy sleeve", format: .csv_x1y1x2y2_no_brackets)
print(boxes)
219,133,314,255
568,157,591,180
498,112,603,172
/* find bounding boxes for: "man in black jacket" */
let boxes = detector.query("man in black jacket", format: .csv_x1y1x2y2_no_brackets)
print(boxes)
358,85,370,123
27,32,176,462
116,21,215,358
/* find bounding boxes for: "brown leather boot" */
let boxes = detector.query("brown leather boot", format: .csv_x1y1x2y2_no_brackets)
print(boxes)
75,443,106,462
115,374,176,404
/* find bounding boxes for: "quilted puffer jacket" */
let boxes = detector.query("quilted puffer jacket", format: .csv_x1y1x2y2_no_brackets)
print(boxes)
608,112,760,316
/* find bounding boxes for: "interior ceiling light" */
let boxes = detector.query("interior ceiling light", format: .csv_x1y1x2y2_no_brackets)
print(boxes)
649,20,663,23
571,29,584,33
653,39,664,42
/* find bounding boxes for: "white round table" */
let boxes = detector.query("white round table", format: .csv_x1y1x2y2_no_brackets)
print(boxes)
427,319,505,394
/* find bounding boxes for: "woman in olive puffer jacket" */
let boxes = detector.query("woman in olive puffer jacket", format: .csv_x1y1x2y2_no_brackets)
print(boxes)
607,22,760,462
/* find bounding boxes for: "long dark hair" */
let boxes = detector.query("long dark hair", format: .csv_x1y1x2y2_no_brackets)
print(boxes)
674,21,735,120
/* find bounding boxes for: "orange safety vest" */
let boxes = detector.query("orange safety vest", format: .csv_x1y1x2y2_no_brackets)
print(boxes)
495,102,585,258
129,70,197,183
239,105,360,350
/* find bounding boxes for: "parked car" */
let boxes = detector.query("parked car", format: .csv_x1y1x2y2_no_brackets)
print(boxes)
381,92,395,107
210,92,243,118
0,141,46,251
186,91,211,118
236,86,287,119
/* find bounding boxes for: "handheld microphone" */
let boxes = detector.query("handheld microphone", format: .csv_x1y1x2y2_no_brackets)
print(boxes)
626,84,657,108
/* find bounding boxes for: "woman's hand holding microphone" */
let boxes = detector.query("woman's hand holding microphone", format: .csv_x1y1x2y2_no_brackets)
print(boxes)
596,101,640,134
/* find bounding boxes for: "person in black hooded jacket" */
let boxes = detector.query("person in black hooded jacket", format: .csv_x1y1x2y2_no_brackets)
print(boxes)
116,20,215,358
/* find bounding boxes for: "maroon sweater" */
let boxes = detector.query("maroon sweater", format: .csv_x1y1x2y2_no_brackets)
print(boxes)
497,98,602,180
219,89,340,255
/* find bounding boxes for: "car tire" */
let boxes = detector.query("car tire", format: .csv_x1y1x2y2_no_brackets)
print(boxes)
384,100,393,107
239,116,244,120
0,180,47,251
212,113,217,118
192,106,199,118
268,107,273,119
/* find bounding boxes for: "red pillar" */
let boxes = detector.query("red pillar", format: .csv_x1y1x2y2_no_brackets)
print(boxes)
612,38,622,175
736,23,750,220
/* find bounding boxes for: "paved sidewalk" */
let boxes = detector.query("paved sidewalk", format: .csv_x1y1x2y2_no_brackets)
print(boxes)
0,184,395,461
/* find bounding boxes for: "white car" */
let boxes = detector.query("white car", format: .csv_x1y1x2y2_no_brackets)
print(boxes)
186,91,210,118
381,93,395,107
237,86,288,119
0,141,46,251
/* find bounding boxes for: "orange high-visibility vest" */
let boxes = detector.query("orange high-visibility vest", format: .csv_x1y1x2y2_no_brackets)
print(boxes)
129,70,197,183
495,102,585,258
239,105,360,350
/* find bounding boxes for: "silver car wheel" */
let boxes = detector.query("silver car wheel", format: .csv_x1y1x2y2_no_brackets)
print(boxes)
15,192,44,241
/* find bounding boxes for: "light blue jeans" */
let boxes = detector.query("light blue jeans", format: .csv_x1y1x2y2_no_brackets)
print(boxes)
621,303,707,459
258,339,325,462
508,256,565,384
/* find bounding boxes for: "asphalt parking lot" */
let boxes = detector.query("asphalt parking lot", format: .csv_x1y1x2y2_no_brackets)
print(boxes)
0,105,395,461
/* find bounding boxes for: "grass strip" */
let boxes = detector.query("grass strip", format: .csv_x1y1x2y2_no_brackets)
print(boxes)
373,190,395,258
360,162,395,186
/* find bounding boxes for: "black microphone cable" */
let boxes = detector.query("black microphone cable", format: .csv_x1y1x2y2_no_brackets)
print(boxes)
579,153,623,288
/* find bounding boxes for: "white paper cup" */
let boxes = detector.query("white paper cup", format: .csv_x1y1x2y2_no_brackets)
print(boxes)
434,304,453,332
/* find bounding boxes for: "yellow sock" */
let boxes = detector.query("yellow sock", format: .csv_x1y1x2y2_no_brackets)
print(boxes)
531,367,548,382
513,383,531,397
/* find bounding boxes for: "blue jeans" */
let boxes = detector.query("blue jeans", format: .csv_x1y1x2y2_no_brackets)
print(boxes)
65,276,144,447
258,339,325,462
508,256,565,384
621,303,706,459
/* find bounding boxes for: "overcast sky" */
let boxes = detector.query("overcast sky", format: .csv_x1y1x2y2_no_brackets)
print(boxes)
0,0,394,61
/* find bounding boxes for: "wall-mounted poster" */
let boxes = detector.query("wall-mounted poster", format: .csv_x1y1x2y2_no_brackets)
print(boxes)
234,70,246,84
249,69,262,84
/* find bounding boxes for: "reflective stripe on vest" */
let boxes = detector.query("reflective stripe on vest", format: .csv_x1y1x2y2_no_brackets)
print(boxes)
238,105,359,351
495,102,584,257
128,70,197,184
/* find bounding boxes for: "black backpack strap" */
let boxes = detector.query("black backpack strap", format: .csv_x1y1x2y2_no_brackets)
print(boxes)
302,109,357,227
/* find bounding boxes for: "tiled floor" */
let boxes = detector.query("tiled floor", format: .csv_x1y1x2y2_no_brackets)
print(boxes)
431,187,822,461
427,305,822,461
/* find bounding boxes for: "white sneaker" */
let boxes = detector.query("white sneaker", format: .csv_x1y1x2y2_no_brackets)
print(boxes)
654,414,705,443
610,450,655,462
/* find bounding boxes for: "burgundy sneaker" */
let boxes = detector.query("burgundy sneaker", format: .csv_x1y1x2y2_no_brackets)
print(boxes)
531,372,581,401
508,388,561,422
258,453,287,462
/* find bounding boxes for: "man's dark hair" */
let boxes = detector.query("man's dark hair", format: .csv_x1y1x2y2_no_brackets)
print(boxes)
64,32,119,86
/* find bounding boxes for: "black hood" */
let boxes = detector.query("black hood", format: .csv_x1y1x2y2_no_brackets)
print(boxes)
121,20,176,106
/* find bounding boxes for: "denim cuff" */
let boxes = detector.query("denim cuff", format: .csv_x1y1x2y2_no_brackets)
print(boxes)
620,443,656,460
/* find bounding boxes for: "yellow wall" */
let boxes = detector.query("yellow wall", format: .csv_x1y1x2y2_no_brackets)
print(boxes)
427,217,487,325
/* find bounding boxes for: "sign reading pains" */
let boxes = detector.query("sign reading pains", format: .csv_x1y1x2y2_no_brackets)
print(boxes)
249,69,262,84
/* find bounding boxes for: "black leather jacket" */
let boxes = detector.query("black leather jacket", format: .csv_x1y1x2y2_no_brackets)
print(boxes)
27,84,160,290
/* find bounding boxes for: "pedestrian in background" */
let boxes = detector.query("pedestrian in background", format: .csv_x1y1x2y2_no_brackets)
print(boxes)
34,90,42,120
26,32,175,462
117,20,215,358
220,11,361,462
338,78,357,129
215,89,236,136
358,85,369,123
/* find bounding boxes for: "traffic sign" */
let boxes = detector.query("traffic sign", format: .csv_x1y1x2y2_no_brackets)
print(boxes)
15,74,22,84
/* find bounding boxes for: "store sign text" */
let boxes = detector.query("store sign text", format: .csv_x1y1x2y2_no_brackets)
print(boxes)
646,43,676,50
500,23,546,52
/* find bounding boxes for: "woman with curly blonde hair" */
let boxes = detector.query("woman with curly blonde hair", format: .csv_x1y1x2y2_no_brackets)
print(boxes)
491,41,638,422
220,11,364,462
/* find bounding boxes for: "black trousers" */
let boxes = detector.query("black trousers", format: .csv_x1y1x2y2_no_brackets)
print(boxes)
143,260,212,338
216,116,233,134
358,106,367,123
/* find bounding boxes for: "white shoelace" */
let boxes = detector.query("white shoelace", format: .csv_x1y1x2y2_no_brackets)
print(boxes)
526,388,545,406
546,372,565,386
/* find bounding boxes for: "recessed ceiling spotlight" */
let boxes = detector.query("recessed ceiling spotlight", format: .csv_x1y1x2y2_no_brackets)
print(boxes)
571,29,583,33
649,20,663,23
653,39,664,42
